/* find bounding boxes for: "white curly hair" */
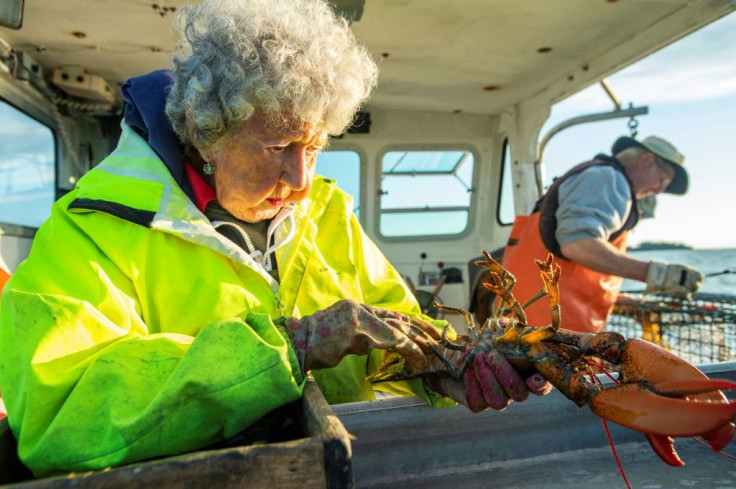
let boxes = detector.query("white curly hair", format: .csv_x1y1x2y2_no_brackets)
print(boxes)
165,0,378,151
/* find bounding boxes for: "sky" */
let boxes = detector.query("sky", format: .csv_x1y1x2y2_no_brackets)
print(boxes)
540,11,736,250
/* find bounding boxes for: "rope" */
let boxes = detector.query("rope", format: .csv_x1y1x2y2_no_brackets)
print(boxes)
49,97,115,178
49,101,85,176
706,270,736,278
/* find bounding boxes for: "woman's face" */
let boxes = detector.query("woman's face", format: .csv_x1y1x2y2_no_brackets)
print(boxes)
201,113,327,223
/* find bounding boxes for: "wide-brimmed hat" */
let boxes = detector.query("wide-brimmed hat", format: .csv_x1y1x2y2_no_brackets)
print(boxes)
611,135,688,195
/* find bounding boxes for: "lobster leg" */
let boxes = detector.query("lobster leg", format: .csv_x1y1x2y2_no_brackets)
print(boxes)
475,249,516,292
475,251,518,321
484,273,528,327
535,254,561,331
433,299,479,340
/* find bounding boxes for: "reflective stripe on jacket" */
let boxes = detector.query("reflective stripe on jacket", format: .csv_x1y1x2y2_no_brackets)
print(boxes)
0,123,450,476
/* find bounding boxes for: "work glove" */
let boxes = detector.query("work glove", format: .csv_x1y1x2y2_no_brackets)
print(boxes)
425,348,552,413
283,299,442,374
644,260,704,300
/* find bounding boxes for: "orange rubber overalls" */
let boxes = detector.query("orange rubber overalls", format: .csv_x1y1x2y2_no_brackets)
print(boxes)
501,157,638,333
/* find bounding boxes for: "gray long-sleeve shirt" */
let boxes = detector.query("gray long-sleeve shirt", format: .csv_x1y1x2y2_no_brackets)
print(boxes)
555,165,633,247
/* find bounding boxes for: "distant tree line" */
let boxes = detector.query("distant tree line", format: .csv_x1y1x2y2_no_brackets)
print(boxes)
629,241,693,251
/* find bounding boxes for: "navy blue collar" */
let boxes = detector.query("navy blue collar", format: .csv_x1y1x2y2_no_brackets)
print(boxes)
121,70,193,200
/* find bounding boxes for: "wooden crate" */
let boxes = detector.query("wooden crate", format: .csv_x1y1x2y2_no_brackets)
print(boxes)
0,379,352,489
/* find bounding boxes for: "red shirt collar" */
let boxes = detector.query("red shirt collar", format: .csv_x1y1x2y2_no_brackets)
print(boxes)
184,162,217,213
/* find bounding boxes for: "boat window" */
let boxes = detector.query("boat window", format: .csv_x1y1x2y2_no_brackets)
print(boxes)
497,138,515,225
378,147,476,238
316,149,362,219
0,99,56,228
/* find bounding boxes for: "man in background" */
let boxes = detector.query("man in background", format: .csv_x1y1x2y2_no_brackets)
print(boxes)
496,135,703,332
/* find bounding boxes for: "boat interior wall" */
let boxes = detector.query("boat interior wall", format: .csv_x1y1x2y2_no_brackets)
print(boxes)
354,109,496,140
499,104,551,214
0,229,33,276
332,110,505,327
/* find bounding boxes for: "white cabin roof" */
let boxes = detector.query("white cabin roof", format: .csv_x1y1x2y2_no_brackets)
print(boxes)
1,0,733,115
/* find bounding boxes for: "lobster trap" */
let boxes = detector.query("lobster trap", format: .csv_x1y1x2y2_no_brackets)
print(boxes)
607,292,736,365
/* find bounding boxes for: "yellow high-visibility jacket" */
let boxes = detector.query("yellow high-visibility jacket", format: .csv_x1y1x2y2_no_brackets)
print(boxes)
0,123,451,476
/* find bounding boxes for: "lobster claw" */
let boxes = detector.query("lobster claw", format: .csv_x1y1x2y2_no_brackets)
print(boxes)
587,338,736,466
645,421,736,467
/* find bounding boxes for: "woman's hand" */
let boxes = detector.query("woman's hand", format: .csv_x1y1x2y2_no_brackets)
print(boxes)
425,349,552,412
283,299,442,373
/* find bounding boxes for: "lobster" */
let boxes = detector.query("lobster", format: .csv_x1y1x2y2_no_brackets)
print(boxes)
370,250,736,467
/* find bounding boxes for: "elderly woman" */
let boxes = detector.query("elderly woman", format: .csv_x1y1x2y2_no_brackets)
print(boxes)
0,0,548,477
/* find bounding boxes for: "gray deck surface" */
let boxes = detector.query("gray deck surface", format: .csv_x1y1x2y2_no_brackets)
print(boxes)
352,439,734,489
334,362,736,489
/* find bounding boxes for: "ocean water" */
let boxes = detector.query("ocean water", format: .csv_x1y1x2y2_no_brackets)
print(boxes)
623,248,736,296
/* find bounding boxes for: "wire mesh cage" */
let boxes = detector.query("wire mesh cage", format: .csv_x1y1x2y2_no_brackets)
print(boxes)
606,292,736,365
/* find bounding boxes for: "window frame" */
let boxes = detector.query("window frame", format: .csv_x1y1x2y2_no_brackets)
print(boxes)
374,143,480,242
0,92,59,236
316,142,367,226
496,136,516,226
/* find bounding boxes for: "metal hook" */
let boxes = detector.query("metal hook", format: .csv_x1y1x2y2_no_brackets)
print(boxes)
628,115,639,137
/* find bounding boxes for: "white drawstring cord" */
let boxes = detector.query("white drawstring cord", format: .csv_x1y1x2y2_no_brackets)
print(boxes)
262,206,296,268
212,220,268,268
211,205,296,272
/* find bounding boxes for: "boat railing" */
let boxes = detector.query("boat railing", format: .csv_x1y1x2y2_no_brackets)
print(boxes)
607,292,736,365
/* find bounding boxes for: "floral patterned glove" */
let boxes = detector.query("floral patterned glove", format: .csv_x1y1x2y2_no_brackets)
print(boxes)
283,299,442,373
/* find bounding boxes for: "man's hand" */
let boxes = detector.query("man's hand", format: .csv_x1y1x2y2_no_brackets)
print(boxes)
425,348,552,413
644,260,704,299
283,299,441,373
